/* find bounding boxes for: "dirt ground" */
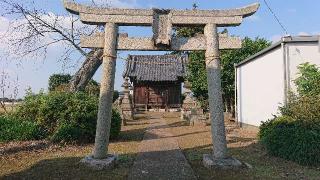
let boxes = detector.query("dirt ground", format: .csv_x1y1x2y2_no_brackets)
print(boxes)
163,115,320,180
1,112,319,180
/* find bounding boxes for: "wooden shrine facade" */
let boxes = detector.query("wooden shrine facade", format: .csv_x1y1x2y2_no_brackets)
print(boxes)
123,55,187,110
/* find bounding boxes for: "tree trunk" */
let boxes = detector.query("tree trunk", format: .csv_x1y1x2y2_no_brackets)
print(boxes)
227,96,232,113
230,98,235,118
69,49,103,92
223,95,228,112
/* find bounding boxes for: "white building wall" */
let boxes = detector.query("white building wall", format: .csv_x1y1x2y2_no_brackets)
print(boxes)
287,42,320,92
236,46,284,126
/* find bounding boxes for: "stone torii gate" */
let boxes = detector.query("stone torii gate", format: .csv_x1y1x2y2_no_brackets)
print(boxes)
63,0,259,169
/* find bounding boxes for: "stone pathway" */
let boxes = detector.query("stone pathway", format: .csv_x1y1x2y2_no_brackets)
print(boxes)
127,113,196,180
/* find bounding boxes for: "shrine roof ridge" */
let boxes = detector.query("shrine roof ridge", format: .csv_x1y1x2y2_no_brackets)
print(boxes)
63,0,259,18
123,54,188,82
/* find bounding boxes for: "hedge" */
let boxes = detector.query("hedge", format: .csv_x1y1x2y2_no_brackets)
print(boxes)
259,95,320,166
1,91,122,143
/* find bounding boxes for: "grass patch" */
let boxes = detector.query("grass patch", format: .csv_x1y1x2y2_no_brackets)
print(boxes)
0,116,43,142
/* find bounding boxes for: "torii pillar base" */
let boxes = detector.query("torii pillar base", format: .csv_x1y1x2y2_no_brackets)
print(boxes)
81,154,118,170
203,154,246,170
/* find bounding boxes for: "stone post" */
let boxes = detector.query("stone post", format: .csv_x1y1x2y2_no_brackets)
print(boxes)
93,23,118,159
203,23,242,169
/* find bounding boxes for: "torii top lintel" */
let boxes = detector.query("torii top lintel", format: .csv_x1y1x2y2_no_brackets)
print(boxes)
63,0,259,27
62,0,259,49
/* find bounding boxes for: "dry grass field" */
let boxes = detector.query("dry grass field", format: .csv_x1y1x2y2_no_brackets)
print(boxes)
0,103,18,115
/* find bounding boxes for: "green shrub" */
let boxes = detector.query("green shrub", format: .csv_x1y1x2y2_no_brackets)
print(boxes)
51,109,121,143
13,91,122,143
294,63,320,96
85,80,100,96
279,94,320,123
0,116,43,142
259,115,320,166
110,109,121,139
48,74,72,91
51,123,89,143
259,95,320,166
113,90,119,102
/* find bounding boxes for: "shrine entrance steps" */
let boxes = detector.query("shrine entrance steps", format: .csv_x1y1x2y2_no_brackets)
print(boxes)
128,112,196,180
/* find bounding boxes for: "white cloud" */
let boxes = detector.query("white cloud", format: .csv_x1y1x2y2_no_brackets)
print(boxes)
0,67,20,98
148,3,156,9
0,13,90,97
270,32,320,44
298,32,310,36
287,8,297,13
312,31,320,35
247,15,260,22
297,32,320,36
0,1,140,98
0,12,92,60
270,34,282,43
0,16,9,32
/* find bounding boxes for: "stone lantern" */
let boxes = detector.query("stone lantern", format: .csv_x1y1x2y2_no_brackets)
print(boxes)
181,81,205,126
121,77,133,125
181,81,197,121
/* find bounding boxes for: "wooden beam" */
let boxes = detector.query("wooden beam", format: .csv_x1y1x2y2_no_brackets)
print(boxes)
80,34,241,50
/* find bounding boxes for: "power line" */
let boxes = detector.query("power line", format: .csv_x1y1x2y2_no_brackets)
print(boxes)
263,0,289,35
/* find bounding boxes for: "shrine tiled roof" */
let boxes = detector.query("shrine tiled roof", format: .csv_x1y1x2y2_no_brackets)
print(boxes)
123,55,188,82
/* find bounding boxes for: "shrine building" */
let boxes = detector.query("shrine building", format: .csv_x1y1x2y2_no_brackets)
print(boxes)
123,55,188,110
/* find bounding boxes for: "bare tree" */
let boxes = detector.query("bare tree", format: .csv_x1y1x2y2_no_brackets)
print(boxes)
0,71,9,113
0,0,104,92
69,48,103,91
0,69,23,114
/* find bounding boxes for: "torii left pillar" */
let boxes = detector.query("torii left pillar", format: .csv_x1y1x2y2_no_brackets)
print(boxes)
81,23,119,170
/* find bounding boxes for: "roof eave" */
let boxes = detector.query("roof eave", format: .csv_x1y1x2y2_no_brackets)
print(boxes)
234,41,282,68
234,35,320,68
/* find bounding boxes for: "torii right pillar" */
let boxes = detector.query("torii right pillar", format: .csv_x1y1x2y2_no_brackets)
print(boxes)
203,23,243,168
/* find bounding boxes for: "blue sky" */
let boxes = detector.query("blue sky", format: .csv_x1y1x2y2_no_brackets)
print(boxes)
1,0,320,98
